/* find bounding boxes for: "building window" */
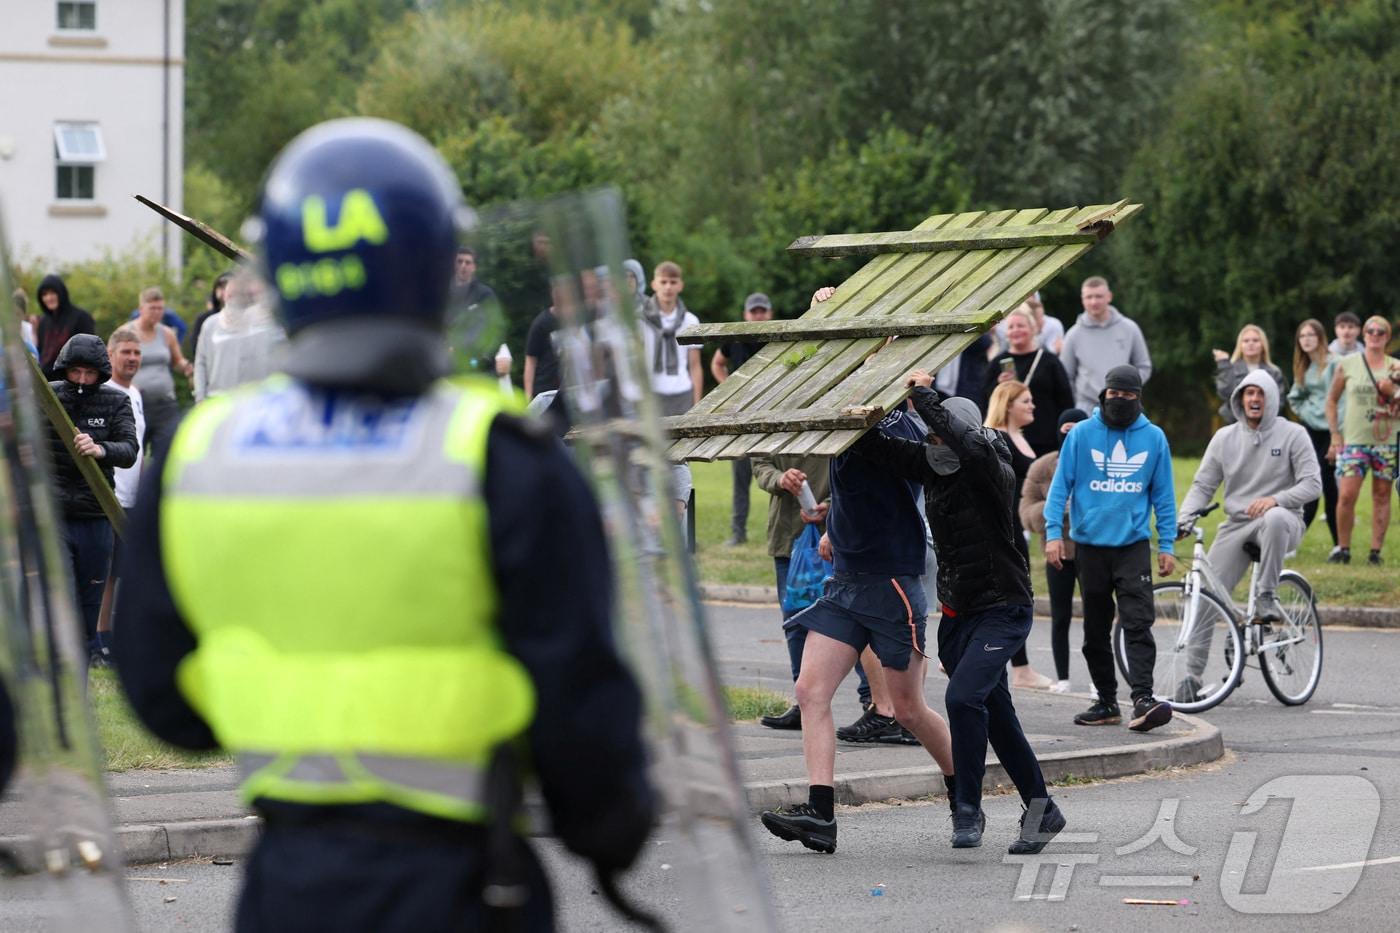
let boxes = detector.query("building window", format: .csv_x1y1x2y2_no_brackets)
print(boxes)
57,1,97,30
56,166,95,200
53,123,106,201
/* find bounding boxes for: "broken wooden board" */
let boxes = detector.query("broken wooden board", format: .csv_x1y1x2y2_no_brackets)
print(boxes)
136,195,251,263
664,201,1141,461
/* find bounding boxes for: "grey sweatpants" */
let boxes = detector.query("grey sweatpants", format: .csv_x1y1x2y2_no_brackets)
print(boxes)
1209,508,1305,599
1185,508,1304,678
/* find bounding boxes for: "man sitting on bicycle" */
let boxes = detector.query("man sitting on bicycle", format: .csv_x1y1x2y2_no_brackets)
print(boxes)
1177,371,1322,694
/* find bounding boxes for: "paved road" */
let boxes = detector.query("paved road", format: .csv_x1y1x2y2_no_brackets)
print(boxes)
9,608,1398,931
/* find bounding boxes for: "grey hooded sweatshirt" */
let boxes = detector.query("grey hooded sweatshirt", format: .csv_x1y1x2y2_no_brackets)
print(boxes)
1178,370,1321,523
1059,306,1153,413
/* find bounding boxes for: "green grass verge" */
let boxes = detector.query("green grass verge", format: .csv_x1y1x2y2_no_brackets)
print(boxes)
723,685,791,721
690,457,1400,608
90,669,232,772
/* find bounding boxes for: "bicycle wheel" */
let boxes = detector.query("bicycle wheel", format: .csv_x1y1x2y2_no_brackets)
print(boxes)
1114,582,1243,713
1259,572,1324,705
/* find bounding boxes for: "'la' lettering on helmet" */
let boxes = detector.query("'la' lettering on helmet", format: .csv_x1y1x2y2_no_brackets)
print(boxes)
301,190,389,253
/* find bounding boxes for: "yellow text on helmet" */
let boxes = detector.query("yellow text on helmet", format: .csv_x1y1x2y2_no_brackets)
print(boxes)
301,190,389,253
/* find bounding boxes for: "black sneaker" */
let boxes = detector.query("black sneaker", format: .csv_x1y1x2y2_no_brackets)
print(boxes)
879,725,921,746
1172,676,1202,704
836,708,902,742
1369,549,1383,566
950,804,985,848
760,803,837,854
1255,591,1283,624
1073,700,1121,726
1129,697,1172,732
1328,546,1351,564
760,704,801,730
1008,800,1067,855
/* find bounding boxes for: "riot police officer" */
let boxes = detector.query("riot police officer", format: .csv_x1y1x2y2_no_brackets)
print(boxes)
116,118,654,932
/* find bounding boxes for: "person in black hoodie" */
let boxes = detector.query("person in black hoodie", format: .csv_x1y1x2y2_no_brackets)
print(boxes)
852,370,1065,856
35,274,97,380
48,334,139,662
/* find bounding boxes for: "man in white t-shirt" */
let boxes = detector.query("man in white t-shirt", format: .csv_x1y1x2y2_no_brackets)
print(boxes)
639,260,702,416
106,326,146,507
95,326,146,662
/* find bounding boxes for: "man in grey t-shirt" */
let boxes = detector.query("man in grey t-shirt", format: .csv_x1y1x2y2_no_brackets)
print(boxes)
1059,277,1152,414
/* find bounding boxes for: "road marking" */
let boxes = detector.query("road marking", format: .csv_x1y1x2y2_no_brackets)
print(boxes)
1332,703,1400,710
1310,710,1400,717
1300,855,1400,872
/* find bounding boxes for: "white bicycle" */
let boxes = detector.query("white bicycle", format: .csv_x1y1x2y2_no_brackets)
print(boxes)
1113,503,1324,713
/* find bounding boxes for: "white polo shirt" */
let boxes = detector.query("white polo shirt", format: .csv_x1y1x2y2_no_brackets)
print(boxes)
110,380,145,508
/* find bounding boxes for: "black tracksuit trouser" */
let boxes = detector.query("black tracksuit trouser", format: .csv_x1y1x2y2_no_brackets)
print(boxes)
1044,558,1079,681
938,602,1049,811
1075,540,1156,706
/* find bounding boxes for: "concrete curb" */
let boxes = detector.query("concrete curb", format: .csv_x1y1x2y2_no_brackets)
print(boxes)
743,711,1224,812
699,584,1400,628
31,715,1220,865
119,817,260,865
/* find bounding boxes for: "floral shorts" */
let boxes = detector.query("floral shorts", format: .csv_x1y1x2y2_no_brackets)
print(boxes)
1336,443,1398,481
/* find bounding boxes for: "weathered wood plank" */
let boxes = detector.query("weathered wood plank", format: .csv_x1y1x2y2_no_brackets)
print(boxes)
660,405,885,438
675,311,997,345
136,194,251,263
787,222,1102,258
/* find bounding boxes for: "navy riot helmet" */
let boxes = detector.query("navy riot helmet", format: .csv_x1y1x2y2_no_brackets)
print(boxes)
254,118,466,335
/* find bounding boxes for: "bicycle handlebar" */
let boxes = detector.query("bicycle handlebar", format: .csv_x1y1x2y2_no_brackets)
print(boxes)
1176,502,1220,539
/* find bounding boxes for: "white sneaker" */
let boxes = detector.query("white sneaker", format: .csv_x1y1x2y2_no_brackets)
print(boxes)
1048,680,1072,694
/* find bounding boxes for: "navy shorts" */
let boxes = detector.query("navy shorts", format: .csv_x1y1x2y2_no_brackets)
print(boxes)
789,571,927,671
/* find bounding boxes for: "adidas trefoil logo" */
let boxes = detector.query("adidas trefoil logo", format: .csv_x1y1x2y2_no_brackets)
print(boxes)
1089,440,1147,492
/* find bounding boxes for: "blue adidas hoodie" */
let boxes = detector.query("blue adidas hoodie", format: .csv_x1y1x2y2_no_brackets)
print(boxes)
1043,407,1176,552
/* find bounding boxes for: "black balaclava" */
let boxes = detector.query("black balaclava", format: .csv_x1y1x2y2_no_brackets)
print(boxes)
1099,365,1143,428
1056,408,1088,450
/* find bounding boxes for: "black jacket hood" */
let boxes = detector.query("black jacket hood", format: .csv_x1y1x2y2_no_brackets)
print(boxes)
53,333,112,384
36,274,74,317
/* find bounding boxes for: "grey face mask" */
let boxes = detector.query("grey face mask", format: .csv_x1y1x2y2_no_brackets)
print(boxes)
926,441,961,475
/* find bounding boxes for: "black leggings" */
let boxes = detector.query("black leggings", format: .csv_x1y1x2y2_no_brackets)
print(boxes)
1010,527,1032,668
1302,426,1339,545
1045,558,1078,680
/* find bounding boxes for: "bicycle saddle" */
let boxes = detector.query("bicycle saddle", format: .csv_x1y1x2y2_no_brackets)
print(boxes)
1242,541,1262,562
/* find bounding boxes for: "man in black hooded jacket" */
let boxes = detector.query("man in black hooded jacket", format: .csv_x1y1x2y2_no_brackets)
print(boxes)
854,370,1065,856
35,274,97,380
48,334,138,661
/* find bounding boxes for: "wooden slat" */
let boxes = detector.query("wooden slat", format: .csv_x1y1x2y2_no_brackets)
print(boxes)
787,222,1102,258
660,405,885,438
136,195,251,263
675,311,998,345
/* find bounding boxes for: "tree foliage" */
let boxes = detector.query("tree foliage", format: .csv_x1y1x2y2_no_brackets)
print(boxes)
1114,0,1400,441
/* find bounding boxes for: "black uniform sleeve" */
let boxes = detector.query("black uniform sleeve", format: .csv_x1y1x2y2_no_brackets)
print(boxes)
484,417,655,871
113,434,219,750
101,391,139,469
851,424,935,484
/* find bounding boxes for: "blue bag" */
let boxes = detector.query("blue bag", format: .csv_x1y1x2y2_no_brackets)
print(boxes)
783,523,833,613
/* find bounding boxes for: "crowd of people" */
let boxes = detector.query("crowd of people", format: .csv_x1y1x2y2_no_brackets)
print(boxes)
12,203,1400,874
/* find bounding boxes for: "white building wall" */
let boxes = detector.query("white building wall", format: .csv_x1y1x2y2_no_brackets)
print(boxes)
0,0,185,272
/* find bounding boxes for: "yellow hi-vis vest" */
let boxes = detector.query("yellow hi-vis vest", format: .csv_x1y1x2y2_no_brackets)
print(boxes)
162,375,535,823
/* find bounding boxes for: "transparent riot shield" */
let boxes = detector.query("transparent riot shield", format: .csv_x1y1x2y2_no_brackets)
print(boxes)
0,206,134,929
460,191,778,932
